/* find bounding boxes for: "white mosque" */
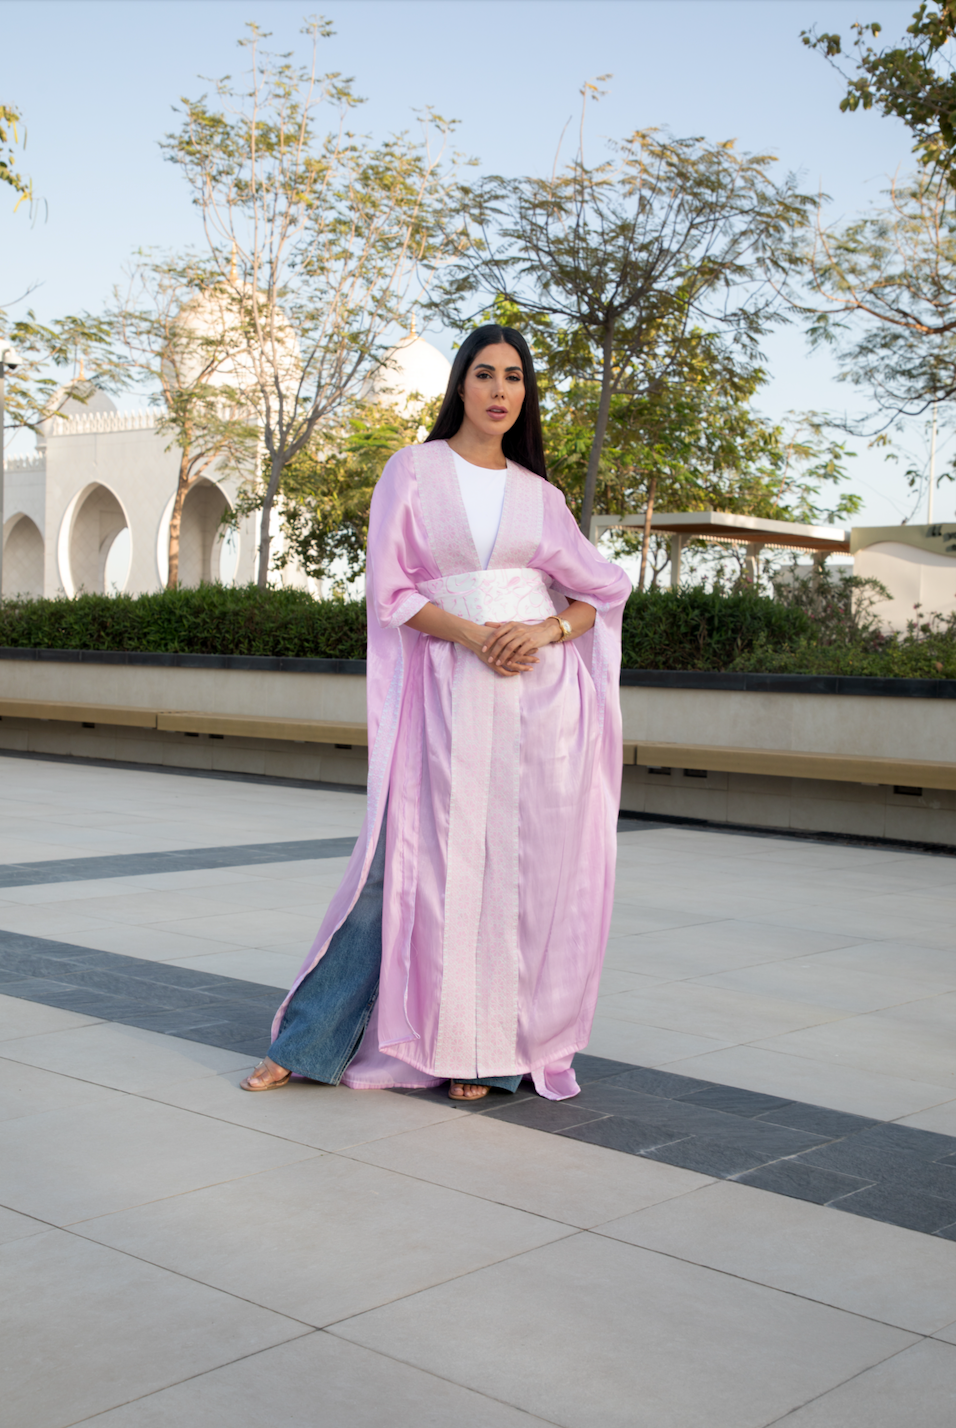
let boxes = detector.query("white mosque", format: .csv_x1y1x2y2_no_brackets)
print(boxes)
1,323,451,599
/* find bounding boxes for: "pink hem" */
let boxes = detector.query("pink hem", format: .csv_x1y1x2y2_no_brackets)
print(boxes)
340,1004,580,1099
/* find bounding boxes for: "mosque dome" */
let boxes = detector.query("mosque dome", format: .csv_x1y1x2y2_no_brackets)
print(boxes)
162,278,299,407
45,378,117,422
365,319,451,411
55,379,117,416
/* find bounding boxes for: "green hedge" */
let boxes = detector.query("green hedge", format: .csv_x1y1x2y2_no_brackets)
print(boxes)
620,588,812,671
1,583,953,678
0,585,367,659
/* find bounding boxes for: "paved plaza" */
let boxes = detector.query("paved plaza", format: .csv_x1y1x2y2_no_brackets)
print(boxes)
2,752,956,1426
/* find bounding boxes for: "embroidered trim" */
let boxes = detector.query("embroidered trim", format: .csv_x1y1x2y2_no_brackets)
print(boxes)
475,668,522,1073
489,462,545,569
432,649,493,1074
412,441,480,576
389,591,430,629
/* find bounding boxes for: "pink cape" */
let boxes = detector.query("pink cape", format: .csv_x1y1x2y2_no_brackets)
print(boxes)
272,440,631,1100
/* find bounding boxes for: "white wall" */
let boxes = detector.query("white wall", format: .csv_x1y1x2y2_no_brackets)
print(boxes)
854,542,956,633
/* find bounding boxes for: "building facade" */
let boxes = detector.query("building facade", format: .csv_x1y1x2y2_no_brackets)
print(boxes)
2,328,452,600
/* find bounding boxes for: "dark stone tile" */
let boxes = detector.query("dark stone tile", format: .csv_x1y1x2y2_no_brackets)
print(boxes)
19,967,198,1005
678,1085,794,1118
0,965,50,984
756,1103,879,1138
735,1160,872,1205
642,1119,830,1177
642,1135,798,1179
573,1082,690,1117
1,977,90,1000
202,982,284,1005
0,835,357,890
482,1098,608,1133
572,1089,735,1140
571,1084,829,1151
606,1067,715,1099
934,1220,956,1242
559,1117,691,1156
831,1182,956,1235
852,1122,956,1162
571,1053,637,1084
798,1141,956,1196
27,990,154,1018
118,1009,250,1034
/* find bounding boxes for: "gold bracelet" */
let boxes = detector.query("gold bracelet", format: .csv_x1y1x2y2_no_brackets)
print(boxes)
553,616,572,642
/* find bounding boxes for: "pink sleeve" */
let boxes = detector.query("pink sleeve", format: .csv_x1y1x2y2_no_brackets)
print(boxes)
534,485,633,613
366,449,432,629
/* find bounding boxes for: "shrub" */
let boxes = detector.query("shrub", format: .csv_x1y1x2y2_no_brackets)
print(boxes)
1,581,953,678
0,585,367,660
621,587,812,670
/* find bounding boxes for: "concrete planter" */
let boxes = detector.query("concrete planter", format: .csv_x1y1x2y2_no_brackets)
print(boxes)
1,651,954,846
0,653,369,788
619,683,956,847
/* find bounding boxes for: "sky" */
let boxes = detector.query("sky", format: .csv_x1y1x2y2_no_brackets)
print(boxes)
0,0,942,525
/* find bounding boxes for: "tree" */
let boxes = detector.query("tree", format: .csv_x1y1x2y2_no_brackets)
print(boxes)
110,255,258,589
0,104,32,212
433,104,815,534
802,3,956,185
232,397,439,590
163,19,467,586
0,307,117,433
802,6,956,501
490,296,858,588
803,172,956,426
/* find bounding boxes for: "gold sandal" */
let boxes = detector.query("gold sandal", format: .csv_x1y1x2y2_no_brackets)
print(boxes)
240,1059,292,1092
448,1082,490,1102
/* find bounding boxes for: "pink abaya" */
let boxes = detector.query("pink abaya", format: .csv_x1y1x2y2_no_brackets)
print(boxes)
272,439,632,1100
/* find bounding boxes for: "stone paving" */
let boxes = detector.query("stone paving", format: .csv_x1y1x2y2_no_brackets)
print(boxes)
2,752,956,1426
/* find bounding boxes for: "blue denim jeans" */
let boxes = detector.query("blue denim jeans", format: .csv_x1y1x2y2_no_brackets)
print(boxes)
269,812,521,1092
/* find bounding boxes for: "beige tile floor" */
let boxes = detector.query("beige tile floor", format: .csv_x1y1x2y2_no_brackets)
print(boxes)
2,752,956,1426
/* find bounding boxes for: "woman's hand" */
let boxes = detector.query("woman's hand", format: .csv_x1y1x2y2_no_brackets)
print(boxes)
480,618,560,671
459,621,538,676
404,601,596,677
405,604,532,676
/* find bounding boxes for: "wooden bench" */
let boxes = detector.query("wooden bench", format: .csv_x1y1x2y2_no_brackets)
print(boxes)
623,740,956,792
0,698,369,747
4,700,954,789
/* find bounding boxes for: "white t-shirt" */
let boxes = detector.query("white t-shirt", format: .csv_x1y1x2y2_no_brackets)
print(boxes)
452,452,507,569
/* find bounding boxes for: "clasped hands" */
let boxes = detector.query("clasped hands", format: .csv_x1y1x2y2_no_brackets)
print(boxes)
471,617,561,677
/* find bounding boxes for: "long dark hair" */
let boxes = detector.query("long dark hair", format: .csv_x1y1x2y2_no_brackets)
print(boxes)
425,324,548,479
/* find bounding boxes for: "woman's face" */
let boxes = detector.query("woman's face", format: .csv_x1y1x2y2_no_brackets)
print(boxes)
458,341,525,439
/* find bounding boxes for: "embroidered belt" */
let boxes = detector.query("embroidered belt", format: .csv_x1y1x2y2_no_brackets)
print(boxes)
417,567,556,625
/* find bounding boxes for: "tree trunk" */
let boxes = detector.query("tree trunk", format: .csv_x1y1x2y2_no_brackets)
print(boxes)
579,320,616,537
256,454,285,588
166,454,191,591
637,474,657,592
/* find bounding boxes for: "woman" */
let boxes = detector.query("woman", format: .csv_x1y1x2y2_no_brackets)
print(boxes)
242,324,631,1102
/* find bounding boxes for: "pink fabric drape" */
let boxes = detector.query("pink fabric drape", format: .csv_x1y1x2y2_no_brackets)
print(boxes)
272,440,631,1100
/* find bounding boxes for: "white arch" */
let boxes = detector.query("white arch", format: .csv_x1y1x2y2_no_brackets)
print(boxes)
57,482,132,597
156,480,238,587
57,489,85,598
2,513,45,597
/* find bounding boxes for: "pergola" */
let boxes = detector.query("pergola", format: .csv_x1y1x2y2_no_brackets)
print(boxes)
589,510,852,587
